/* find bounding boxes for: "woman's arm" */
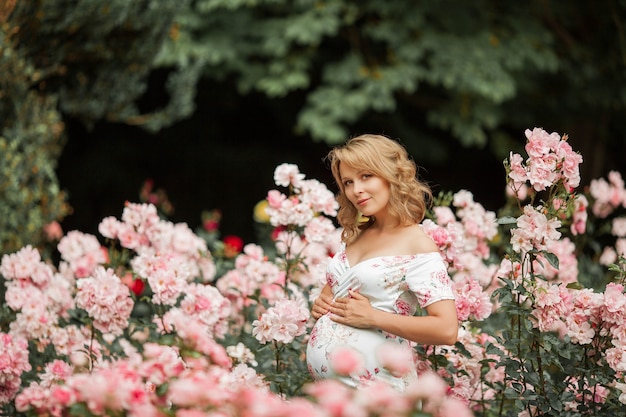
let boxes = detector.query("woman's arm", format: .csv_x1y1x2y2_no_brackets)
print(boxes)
329,291,458,345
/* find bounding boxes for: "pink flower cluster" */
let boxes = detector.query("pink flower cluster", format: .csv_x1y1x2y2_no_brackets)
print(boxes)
99,202,216,282
529,281,626,373
570,194,589,235
15,344,187,415
530,282,572,333
1,244,55,286
426,190,497,272
263,164,343,294
313,344,473,416
10,339,457,417
423,191,498,324
273,227,342,288
15,357,472,417
452,275,493,322
532,237,578,284
418,328,506,410
587,171,626,264
0,246,79,352
451,191,498,260
216,244,285,318
75,267,134,336
511,205,562,253
131,251,191,305
173,282,232,340
252,298,309,344
0,333,31,404
508,127,583,193
305,374,472,417
57,231,108,278
421,218,464,270
589,171,626,218
266,163,338,227
156,308,232,367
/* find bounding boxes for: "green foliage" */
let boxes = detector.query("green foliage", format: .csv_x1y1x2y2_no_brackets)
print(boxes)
0,28,70,254
8,0,194,130
0,0,193,254
157,0,568,146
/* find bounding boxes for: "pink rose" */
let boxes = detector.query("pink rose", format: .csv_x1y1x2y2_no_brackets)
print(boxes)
330,346,365,376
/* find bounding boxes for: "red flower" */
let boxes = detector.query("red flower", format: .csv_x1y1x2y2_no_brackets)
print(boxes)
203,219,220,232
223,235,244,258
130,279,145,297
121,272,145,296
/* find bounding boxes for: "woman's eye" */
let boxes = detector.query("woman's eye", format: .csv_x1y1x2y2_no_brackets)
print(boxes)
343,180,352,186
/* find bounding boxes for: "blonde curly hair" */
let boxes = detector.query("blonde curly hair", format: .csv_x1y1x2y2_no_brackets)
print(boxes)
326,134,432,244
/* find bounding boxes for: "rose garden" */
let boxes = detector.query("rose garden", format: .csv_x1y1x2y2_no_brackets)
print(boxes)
1,127,625,416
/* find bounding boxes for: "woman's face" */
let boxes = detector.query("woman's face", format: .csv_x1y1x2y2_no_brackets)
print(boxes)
339,163,391,218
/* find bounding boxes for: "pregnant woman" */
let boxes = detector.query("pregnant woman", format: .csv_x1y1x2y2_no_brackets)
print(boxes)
306,134,458,391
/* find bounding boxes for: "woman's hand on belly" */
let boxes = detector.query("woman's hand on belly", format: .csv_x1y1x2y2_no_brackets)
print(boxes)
329,290,378,329
311,285,333,320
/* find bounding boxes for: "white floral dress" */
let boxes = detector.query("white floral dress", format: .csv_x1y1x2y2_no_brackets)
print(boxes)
306,248,455,390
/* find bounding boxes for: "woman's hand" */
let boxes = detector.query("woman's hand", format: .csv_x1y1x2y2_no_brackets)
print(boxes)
329,290,376,328
311,290,333,320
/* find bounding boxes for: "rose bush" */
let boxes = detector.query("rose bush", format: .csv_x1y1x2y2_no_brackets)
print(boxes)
0,127,625,416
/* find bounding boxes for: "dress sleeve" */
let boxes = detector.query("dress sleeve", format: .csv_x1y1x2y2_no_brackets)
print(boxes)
405,253,455,309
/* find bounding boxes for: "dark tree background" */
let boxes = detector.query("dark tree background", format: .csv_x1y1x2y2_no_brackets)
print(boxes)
2,0,625,252
57,78,506,244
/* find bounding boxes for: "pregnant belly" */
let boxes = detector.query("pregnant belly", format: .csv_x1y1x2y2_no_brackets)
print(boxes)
306,314,412,389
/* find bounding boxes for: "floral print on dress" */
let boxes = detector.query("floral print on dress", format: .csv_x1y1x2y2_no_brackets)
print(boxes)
306,249,455,391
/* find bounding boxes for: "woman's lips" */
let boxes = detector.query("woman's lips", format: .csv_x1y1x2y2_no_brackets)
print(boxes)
357,198,370,206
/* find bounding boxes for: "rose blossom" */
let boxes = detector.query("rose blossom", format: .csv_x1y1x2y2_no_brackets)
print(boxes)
511,205,561,252
376,342,415,377
612,217,626,237
39,359,73,387
131,251,191,306
75,267,134,336
508,152,528,186
57,231,108,278
1,245,46,282
557,138,583,189
452,275,493,321
571,195,588,235
226,342,257,366
525,127,560,158
266,189,286,209
599,246,618,266
43,221,63,241
304,216,337,244
273,163,304,188
405,370,449,400
527,155,559,192
432,206,455,225
0,333,31,404
178,282,232,339
330,346,365,376
298,178,339,217
252,298,309,344
589,171,626,218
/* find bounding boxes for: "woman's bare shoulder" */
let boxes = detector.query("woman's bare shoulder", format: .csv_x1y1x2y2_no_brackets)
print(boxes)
406,224,439,254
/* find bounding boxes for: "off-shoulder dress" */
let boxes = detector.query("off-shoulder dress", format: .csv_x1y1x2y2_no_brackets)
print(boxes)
306,248,455,390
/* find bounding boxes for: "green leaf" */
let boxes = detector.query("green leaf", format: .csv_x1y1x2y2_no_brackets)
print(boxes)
541,250,560,270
